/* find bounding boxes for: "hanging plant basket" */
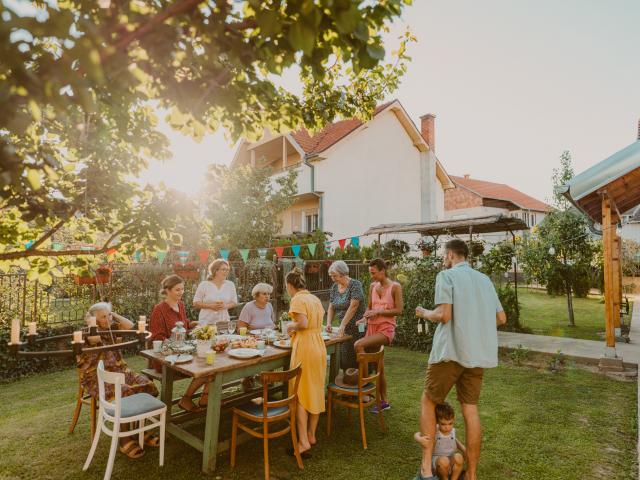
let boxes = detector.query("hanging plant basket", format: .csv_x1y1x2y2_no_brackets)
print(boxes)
173,263,200,280
305,262,321,274
95,266,113,284
74,275,96,286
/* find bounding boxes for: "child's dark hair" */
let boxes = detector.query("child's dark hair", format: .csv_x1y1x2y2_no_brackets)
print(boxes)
435,402,455,422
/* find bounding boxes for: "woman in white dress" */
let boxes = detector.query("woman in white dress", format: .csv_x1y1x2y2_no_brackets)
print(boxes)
192,258,238,329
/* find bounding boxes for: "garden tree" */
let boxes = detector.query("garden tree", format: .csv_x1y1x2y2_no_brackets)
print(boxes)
520,210,598,326
0,0,414,281
204,164,297,249
551,150,574,210
479,240,515,281
621,238,640,277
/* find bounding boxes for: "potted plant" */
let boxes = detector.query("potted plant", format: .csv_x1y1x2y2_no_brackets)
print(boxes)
173,262,200,281
192,324,216,358
74,274,96,285
95,265,112,284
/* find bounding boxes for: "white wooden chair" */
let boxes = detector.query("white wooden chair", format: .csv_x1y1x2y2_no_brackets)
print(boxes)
83,360,167,480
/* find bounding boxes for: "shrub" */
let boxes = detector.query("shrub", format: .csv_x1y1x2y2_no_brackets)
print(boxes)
496,285,530,333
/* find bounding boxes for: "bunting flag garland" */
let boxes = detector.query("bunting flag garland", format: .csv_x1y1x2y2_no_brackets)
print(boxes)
274,246,285,258
25,240,34,249
338,239,346,250
197,249,210,264
177,250,189,265
133,250,142,262
239,249,250,262
106,248,118,256
324,241,332,254
291,245,301,257
307,243,317,257
257,248,268,259
52,242,63,251
351,236,360,248
156,250,167,265
219,249,230,260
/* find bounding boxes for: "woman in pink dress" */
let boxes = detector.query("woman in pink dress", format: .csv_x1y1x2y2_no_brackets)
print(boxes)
355,258,403,413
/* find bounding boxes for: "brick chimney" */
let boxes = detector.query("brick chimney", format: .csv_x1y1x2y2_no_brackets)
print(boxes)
463,173,470,179
420,113,436,152
637,118,640,141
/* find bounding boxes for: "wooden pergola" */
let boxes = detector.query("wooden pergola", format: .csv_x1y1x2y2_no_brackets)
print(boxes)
559,140,640,358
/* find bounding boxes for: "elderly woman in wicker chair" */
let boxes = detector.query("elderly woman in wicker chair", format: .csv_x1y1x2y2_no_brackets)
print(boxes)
77,302,159,460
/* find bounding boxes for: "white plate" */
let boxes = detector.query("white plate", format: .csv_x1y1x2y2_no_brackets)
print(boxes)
217,334,243,342
250,329,264,335
273,340,292,349
165,354,193,364
227,348,262,359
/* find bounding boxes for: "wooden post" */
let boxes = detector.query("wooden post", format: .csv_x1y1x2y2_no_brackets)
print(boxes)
282,136,287,170
250,149,255,168
612,233,621,328
602,197,615,349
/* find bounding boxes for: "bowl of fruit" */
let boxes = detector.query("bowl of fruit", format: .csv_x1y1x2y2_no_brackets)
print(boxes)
212,338,230,352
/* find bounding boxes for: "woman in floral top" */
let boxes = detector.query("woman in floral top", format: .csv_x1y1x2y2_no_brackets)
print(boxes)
326,260,366,370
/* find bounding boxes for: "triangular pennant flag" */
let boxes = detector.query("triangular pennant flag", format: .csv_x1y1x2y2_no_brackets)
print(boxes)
156,250,167,265
291,245,301,257
274,246,285,258
351,236,360,248
307,243,317,257
107,248,118,256
197,249,210,264
338,239,346,250
257,248,268,260
239,249,250,262
324,242,332,254
177,250,189,265
52,242,63,252
219,249,230,260
133,250,142,262
25,240,34,249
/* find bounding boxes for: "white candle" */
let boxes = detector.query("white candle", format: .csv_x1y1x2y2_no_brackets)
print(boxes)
137,320,146,333
87,316,97,328
139,315,147,322
73,330,83,343
10,319,20,344
28,322,37,335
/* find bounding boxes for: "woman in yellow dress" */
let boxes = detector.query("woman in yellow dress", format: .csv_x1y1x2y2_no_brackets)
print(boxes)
285,268,327,457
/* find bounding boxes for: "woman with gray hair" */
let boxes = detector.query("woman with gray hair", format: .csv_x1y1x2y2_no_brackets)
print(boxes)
237,282,276,331
326,260,366,370
77,302,159,460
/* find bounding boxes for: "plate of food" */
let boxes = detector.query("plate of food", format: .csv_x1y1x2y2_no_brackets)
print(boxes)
227,348,262,359
249,329,264,335
231,337,257,349
273,339,292,349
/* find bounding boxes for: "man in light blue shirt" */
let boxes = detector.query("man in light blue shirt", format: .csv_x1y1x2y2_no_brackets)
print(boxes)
413,239,506,480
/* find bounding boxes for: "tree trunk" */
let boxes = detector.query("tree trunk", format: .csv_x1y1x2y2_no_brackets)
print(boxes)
565,281,575,326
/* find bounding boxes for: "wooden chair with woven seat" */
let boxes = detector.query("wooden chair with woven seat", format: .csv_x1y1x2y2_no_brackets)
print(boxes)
230,364,303,480
69,367,97,438
326,346,386,449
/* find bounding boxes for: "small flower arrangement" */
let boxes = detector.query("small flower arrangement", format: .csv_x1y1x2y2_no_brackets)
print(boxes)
192,324,217,341
279,311,291,323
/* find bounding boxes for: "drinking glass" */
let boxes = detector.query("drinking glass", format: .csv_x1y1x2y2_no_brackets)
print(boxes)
228,320,237,335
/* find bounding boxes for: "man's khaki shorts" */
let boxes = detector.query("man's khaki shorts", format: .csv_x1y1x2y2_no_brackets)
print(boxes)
424,361,483,405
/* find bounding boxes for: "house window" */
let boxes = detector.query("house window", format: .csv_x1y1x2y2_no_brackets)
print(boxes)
291,210,302,232
531,213,536,226
305,210,319,232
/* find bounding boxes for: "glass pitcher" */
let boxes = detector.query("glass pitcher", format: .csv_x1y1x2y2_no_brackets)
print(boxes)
171,321,186,347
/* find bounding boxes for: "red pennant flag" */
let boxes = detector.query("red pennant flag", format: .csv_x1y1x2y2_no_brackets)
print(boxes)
274,246,285,258
338,239,346,250
197,249,210,264
106,248,117,255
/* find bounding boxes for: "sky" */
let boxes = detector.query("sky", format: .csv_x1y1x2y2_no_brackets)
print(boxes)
143,0,640,204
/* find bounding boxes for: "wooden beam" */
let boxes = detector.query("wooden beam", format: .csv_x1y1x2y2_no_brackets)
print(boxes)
612,233,621,328
282,136,287,170
602,196,615,348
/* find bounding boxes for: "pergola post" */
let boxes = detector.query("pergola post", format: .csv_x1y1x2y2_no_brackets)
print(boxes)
612,233,622,331
601,195,619,362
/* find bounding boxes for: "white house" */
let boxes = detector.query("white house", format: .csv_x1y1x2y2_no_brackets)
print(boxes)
444,174,552,244
230,100,454,243
621,206,640,243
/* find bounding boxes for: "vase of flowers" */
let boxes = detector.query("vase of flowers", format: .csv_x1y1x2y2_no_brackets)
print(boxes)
192,325,216,358
95,265,112,284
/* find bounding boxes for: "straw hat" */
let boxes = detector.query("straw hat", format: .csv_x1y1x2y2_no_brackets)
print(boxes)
333,368,359,388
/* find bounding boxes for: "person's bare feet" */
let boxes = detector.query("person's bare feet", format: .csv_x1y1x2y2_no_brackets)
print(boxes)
308,434,316,445
298,440,312,454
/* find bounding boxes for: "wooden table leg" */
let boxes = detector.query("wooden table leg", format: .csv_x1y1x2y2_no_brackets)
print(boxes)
202,374,223,474
161,366,175,416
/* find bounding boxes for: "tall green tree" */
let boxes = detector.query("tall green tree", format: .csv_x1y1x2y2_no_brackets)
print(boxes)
204,165,297,249
0,0,414,280
551,150,574,210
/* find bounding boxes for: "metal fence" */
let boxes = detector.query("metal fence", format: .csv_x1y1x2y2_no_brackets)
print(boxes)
0,259,369,329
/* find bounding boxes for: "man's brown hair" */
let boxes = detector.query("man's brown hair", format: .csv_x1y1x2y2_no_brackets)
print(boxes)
444,239,469,259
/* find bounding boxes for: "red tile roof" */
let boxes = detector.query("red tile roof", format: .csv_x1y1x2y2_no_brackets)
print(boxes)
451,175,552,212
291,102,393,155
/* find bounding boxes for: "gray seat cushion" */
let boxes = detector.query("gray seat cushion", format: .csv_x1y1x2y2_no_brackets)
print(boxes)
237,403,289,418
105,393,165,418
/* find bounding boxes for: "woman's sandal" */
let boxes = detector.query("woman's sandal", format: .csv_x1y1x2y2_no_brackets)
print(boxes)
144,432,160,447
119,440,145,459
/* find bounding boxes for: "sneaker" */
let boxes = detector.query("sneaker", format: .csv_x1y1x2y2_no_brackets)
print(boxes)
370,400,390,414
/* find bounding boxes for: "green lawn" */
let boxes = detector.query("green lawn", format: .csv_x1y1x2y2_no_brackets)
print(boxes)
0,347,636,480
518,288,608,341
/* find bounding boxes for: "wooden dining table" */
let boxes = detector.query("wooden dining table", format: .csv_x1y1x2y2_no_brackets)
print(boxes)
140,333,350,474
